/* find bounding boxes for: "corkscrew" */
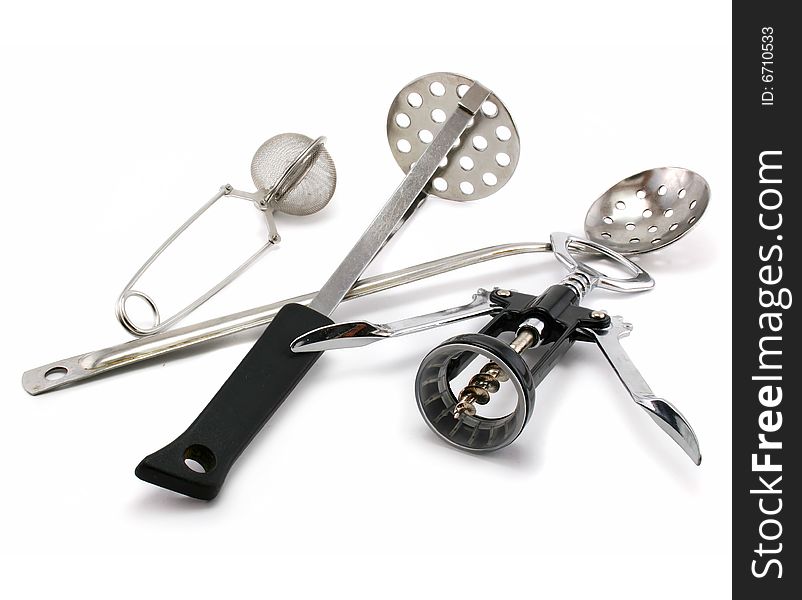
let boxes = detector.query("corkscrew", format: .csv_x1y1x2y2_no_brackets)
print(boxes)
292,232,701,464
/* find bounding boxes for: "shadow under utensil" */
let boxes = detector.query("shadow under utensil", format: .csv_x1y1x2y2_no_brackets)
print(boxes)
510,344,589,470
129,352,343,509
131,486,219,512
411,424,542,471
628,228,716,274
611,387,703,491
573,345,702,490
404,343,582,474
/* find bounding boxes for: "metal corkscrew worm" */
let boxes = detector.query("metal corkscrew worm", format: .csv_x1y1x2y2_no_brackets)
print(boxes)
446,253,622,420
452,316,538,419
293,232,701,464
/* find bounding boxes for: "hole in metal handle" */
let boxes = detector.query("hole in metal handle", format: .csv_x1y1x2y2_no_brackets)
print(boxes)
44,366,68,381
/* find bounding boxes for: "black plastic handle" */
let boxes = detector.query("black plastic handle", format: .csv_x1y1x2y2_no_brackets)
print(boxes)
135,303,333,500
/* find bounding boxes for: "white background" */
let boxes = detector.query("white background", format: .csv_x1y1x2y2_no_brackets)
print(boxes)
1,2,732,597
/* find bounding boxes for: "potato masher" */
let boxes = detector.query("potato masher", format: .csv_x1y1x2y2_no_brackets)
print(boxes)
134,72,521,500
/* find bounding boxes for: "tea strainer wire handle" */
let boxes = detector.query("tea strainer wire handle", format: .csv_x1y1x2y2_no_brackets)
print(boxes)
116,135,335,336
115,183,280,337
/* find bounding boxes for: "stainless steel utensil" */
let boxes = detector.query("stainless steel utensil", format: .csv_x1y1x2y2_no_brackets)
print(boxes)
292,232,654,355
295,232,700,464
585,167,709,253
23,243,547,395
386,72,519,201
408,233,677,454
580,316,701,464
22,167,709,394
116,134,336,336
290,289,499,352
134,72,521,500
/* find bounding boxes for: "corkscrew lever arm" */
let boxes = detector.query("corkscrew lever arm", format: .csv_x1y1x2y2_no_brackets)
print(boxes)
580,316,702,465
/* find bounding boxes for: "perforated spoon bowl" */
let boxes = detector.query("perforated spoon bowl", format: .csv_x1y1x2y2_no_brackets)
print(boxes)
584,167,710,254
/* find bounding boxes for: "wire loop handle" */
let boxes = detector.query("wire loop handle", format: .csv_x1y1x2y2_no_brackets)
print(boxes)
116,136,330,336
115,185,280,337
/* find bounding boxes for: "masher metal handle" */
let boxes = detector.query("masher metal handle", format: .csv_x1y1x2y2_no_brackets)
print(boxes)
580,316,701,465
135,80,493,500
309,83,492,314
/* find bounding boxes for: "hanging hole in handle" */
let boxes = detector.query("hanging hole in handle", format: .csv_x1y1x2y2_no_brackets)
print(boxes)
44,366,68,381
117,290,161,335
183,444,216,474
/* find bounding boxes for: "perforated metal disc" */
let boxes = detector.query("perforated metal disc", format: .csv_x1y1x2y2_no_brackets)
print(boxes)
584,167,710,254
386,72,519,202
250,133,337,216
